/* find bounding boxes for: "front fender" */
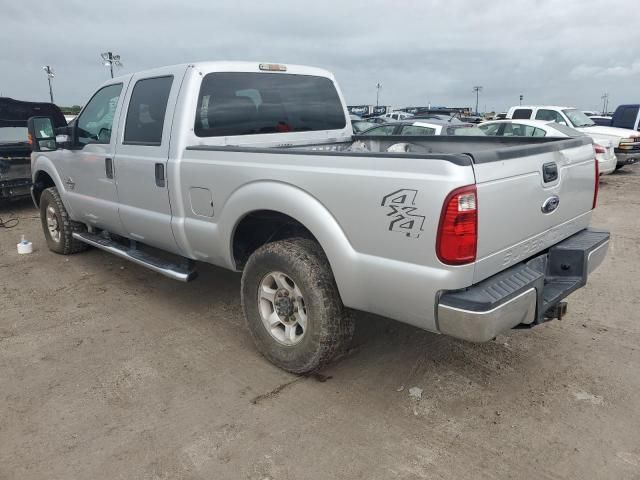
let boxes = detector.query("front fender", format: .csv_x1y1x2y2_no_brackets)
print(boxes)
31,154,75,216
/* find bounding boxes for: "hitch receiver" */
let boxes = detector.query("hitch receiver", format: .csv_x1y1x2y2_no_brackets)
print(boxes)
545,301,568,321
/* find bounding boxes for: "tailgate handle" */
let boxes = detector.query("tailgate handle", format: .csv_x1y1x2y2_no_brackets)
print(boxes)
542,162,558,183
155,163,166,187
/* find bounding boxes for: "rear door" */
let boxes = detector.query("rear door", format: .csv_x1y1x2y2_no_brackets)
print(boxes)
471,138,596,282
114,66,187,253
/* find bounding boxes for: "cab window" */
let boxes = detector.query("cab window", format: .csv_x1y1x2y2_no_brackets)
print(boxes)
535,109,566,124
124,76,174,145
76,84,123,145
511,109,532,119
617,106,638,129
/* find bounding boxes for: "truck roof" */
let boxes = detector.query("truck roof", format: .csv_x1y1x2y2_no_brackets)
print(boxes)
109,61,336,83
510,105,573,110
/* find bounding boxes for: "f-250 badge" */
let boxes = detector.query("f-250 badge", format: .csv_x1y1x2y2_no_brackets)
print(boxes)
381,189,426,238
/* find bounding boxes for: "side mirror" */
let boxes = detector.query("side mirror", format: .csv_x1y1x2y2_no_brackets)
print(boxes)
54,125,74,149
27,116,57,151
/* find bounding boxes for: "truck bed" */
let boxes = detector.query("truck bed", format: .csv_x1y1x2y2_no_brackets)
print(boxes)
183,135,595,330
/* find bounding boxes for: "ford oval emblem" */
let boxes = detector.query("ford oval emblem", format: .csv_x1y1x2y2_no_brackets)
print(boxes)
541,195,560,214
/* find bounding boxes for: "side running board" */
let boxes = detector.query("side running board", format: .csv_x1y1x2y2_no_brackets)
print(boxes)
72,232,197,282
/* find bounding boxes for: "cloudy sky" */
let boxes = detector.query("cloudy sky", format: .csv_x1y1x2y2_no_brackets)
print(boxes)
2,0,638,112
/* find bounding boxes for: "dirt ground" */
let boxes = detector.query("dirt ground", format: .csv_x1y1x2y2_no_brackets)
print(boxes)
1,167,639,480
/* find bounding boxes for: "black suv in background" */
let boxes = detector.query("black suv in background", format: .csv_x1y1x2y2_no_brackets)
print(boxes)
0,98,66,200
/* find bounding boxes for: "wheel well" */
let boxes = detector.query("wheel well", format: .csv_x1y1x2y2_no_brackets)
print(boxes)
32,171,55,206
232,210,317,269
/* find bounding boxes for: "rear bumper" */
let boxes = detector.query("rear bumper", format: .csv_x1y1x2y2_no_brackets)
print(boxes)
598,154,617,175
0,178,32,199
437,228,610,342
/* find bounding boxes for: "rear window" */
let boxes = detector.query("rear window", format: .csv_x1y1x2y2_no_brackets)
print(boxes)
195,72,346,137
446,125,486,136
361,124,396,136
0,126,28,143
401,125,436,136
511,109,532,119
548,123,584,137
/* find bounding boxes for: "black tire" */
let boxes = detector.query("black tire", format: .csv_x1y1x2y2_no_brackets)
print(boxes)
241,238,354,374
39,187,88,255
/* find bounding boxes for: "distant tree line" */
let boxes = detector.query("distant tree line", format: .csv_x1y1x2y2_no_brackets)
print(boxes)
59,105,82,115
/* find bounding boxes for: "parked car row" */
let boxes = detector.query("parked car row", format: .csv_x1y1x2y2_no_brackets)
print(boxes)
506,105,640,171
477,119,617,174
350,103,640,174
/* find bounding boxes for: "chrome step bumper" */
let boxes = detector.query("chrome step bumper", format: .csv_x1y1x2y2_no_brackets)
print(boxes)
437,228,610,342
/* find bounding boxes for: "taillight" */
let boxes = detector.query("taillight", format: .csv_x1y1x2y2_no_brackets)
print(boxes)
437,185,478,265
594,144,605,155
593,158,599,209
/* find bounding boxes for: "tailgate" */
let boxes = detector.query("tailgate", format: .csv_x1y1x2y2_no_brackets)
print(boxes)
0,145,32,182
470,137,596,283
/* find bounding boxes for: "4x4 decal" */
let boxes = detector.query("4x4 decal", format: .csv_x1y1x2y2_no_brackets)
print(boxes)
381,189,426,238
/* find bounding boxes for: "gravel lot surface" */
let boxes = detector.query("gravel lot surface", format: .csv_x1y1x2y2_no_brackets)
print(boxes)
1,167,639,479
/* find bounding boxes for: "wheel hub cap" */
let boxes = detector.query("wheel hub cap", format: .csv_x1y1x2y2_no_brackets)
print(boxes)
258,271,308,346
46,206,61,243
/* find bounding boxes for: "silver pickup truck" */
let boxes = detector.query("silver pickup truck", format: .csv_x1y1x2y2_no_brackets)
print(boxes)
27,62,609,373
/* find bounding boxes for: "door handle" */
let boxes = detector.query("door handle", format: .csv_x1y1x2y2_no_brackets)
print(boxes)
105,157,114,179
155,163,166,187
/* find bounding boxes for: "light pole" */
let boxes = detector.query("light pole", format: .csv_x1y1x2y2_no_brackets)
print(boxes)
42,65,55,103
376,82,382,107
601,93,609,115
101,51,123,78
519,94,524,105
473,86,483,115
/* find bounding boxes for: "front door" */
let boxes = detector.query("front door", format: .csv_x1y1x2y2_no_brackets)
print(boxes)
113,68,185,254
61,82,128,235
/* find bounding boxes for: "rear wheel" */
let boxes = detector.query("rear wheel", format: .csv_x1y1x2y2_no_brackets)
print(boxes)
241,238,354,374
39,187,87,254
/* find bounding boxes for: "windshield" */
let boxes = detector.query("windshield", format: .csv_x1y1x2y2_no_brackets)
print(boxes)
0,126,28,144
563,109,595,128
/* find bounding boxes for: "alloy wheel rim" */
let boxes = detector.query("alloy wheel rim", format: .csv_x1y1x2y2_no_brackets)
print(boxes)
46,205,61,243
258,271,308,346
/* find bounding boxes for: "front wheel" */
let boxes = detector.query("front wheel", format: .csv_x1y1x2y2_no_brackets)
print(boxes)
39,187,87,254
241,238,354,374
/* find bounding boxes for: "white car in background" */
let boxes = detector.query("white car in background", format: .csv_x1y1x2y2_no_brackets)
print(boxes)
506,105,640,169
357,119,486,137
380,111,414,121
478,119,617,175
